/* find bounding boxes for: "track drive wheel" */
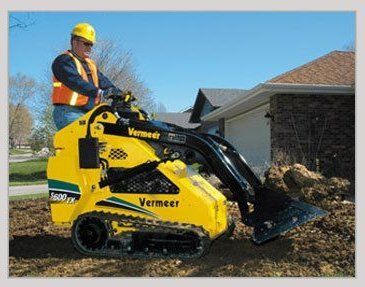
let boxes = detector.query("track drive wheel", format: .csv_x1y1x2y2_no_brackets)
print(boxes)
71,215,109,255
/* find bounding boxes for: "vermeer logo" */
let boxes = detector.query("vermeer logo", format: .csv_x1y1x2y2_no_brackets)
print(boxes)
139,197,179,208
128,127,161,140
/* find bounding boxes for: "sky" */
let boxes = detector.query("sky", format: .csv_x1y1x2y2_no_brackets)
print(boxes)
9,12,355,112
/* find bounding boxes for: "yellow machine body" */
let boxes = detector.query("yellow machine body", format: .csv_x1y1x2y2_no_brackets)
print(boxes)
47,105,229,240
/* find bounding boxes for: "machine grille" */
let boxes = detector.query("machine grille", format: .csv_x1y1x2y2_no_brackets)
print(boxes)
109,169,179,194
109,148,128,160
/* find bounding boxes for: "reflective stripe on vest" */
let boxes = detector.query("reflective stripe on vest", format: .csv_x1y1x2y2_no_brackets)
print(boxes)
52,51,99,106
70,53,82,105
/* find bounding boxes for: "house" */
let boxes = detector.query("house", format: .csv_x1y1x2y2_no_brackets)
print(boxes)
201,51,355,180
189,88,249,135
155,89,248,132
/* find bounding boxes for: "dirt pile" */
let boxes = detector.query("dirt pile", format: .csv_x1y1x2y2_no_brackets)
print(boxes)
263,163,353,204
263,164,355,274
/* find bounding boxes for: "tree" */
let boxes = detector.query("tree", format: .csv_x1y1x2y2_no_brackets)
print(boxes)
155,102,167,113
9,73,37,148
28,81,57,152
9,104,33,148
92,40,156,112
344,41,355,52
9,14,35,30
29,124,54,152
31,80,54,124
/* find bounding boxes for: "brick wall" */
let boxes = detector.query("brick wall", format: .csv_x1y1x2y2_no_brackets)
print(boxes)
270,93,355,181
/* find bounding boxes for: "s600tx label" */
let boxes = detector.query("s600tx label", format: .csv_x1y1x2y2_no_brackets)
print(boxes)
49,192,76,203
49,189,81,204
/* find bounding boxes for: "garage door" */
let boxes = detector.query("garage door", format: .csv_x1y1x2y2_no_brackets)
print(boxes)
225,104,271,177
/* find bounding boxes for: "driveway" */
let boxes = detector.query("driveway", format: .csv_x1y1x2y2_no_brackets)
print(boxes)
9,153,36,163
9,184,48,197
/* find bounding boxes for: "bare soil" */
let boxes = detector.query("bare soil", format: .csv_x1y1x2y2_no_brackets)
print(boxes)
9,194,354,277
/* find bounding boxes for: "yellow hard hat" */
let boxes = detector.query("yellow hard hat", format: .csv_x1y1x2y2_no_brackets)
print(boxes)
71,23,96,44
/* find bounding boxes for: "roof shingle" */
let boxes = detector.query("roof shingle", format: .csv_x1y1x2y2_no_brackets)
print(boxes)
155,112,201,129
267,51,355,85
200,88,249,107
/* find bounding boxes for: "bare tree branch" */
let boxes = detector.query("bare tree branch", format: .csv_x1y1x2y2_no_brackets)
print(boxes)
92,39,156,112
9,104,33,147
9,14,35,30
343,40,355,52
9,73,38,136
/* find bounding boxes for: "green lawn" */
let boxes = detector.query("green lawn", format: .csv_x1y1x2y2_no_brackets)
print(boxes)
9,193,48,201
10,180,47,186
9,158,48,184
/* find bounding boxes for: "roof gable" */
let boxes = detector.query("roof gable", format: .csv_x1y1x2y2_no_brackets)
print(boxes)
156,112,200,129
200,88,248,107
268,51,355,85
189,88,248,123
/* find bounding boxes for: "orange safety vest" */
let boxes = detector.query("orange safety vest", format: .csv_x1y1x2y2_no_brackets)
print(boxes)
52,51,100,106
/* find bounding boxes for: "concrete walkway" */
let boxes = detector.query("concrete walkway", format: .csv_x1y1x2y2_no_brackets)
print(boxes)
9,153,36,163
9,184,48,196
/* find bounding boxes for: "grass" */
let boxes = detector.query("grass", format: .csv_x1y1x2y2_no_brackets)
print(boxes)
9,180,47,186
9,193,48,201
9,158,47,183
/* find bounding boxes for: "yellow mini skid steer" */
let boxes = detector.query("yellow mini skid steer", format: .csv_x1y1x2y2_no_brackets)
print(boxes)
47,92,327,259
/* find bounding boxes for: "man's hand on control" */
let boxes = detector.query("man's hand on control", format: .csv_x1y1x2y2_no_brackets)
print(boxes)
121,91,136,103
101,87,123,100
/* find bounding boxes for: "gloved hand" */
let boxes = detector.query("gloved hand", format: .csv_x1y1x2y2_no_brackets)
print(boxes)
102,87,123,100
121,91,136,103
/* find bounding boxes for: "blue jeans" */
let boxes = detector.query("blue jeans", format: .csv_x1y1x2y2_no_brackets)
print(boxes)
53,105,87,130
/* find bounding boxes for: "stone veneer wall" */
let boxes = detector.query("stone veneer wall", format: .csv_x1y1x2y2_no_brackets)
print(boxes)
270,93,355,181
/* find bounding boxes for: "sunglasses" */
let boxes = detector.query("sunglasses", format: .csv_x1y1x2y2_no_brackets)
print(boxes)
77,39,93,47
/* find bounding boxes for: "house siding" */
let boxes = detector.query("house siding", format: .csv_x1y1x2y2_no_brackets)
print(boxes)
270,93,355,181
198,121,219,134
218,118,225,137
198,118,226,136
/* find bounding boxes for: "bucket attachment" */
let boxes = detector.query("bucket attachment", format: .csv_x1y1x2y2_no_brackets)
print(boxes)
186,134,328,245
251,189,328,244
